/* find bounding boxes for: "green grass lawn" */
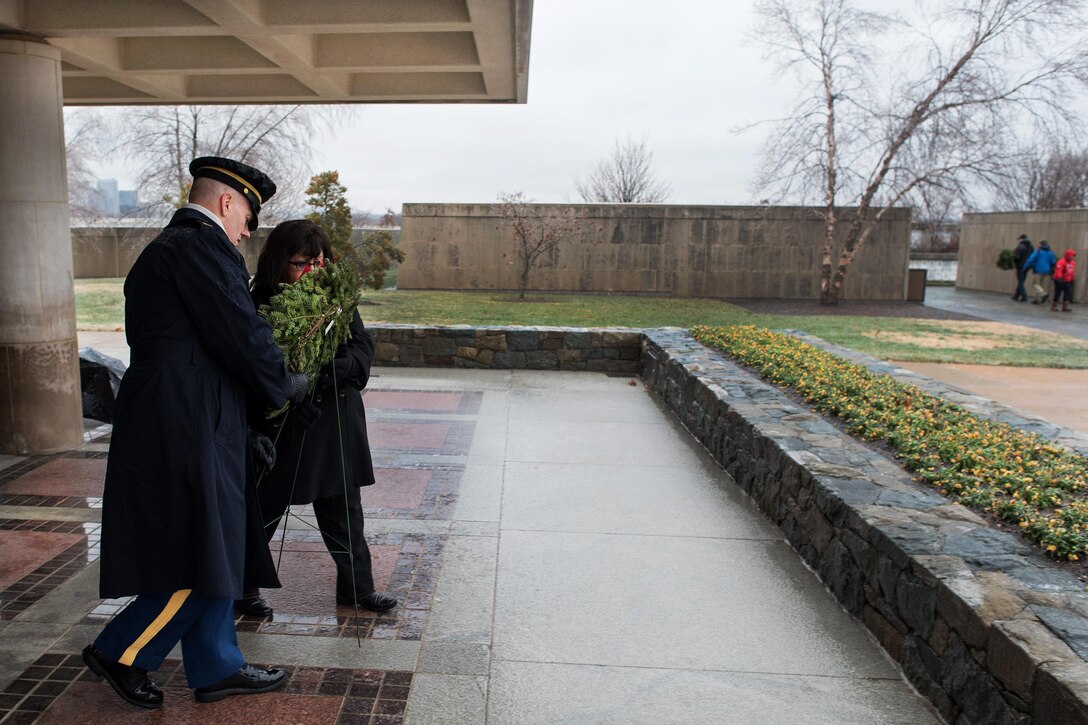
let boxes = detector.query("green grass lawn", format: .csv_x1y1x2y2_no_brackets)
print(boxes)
75,280,1088,368
75,278,125,331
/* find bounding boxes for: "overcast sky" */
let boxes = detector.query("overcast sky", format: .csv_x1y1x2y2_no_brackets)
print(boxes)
89,1,790,214
306,1,790,213
85,0,1085,216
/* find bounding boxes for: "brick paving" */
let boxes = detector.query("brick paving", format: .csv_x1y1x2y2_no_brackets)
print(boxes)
0,521,100,621
0,380,478,724
1,653,411,725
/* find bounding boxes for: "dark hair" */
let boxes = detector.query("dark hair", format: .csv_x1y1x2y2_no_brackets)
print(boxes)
251,220,335,298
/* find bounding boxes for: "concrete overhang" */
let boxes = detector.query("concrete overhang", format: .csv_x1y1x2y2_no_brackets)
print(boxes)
0,0,533,104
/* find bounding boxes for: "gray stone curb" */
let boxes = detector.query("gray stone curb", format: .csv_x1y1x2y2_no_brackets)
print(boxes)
368,324,641,373
640,327,1088,725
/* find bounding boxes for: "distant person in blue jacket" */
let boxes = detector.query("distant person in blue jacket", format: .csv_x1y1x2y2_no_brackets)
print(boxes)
1024,240,1057,304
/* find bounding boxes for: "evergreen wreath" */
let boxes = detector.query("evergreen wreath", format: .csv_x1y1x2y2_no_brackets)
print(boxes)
259,259,361,416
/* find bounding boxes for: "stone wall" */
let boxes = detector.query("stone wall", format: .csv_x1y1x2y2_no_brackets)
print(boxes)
71,226,400,278
641,327,1088,725
398,203,912,301
368,324,641,373
959,210,1088,302
71,225,265,277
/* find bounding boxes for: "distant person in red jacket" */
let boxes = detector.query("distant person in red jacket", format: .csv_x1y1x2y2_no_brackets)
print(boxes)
1052,249,1077,312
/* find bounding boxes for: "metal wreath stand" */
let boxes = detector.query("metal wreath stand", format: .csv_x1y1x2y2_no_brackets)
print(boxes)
256,298,370,646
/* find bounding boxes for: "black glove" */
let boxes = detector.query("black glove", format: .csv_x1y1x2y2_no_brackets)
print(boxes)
287,372,311,404
247,427,276,474
293,399,322,429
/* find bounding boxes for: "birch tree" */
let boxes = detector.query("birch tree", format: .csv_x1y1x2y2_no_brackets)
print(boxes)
752,0,1088,304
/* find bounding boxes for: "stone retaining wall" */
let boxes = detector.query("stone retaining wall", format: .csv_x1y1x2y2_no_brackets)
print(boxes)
398,203,912,300
641,328,1088,725
367,324,641,373
71,226,400,278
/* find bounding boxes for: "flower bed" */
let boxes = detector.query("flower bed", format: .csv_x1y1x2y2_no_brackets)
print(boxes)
691,324,1088,560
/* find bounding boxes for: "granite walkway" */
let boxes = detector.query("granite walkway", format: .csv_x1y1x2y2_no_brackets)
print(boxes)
0,362,940,724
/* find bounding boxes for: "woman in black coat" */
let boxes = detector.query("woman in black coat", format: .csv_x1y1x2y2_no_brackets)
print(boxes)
237,219,397,616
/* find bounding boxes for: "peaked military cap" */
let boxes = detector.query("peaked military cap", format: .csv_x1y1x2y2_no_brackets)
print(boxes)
189,156,276,231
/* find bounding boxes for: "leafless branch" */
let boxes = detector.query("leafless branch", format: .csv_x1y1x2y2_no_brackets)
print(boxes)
496,192,588,299
750,0,1088,303
574,135,671,203
102,104,353,222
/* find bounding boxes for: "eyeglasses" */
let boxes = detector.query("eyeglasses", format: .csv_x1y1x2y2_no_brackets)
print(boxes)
287,257,324,271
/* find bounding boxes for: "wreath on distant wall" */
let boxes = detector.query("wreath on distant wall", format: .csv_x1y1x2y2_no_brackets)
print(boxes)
258,260,361,416
995,248,1016,270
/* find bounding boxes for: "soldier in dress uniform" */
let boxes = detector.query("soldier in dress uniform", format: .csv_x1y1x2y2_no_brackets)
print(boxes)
81,157,310,709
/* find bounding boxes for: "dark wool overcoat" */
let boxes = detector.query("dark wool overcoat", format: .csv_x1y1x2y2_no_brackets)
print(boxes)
252,291,376,515
100,208,292,599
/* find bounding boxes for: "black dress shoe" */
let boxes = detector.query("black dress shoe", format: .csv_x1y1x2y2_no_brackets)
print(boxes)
234,593,274,617
82,645,163,709
193,663,287,703
336,591,398,611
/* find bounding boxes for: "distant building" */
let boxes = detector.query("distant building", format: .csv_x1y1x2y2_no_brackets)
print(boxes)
118,190,139,214
90,179,140,216
95,179,119,215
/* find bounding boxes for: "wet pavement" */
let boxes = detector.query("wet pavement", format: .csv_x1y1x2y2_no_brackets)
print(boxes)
3,288,1085,724
924,285,1088,339
1,353,941,724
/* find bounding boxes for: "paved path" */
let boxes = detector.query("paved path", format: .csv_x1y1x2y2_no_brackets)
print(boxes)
924,286,1088,339
0,367,939,724
901,286,1088,436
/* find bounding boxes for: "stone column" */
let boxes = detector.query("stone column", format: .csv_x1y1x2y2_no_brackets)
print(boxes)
0,35,83,454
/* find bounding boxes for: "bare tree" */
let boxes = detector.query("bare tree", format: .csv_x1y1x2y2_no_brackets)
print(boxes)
574,136,671,203
751,0,1088,304
911,184,961,251
64,109,109,223
991,143,1088,209
108,105,348,222
1027,147,1088,209
497,192,587,300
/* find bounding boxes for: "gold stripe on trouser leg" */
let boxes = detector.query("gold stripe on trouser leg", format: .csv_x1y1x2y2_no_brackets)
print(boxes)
118,589,193,666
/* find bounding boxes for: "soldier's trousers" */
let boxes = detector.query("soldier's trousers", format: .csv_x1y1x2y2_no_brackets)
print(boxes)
93,590,243,687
